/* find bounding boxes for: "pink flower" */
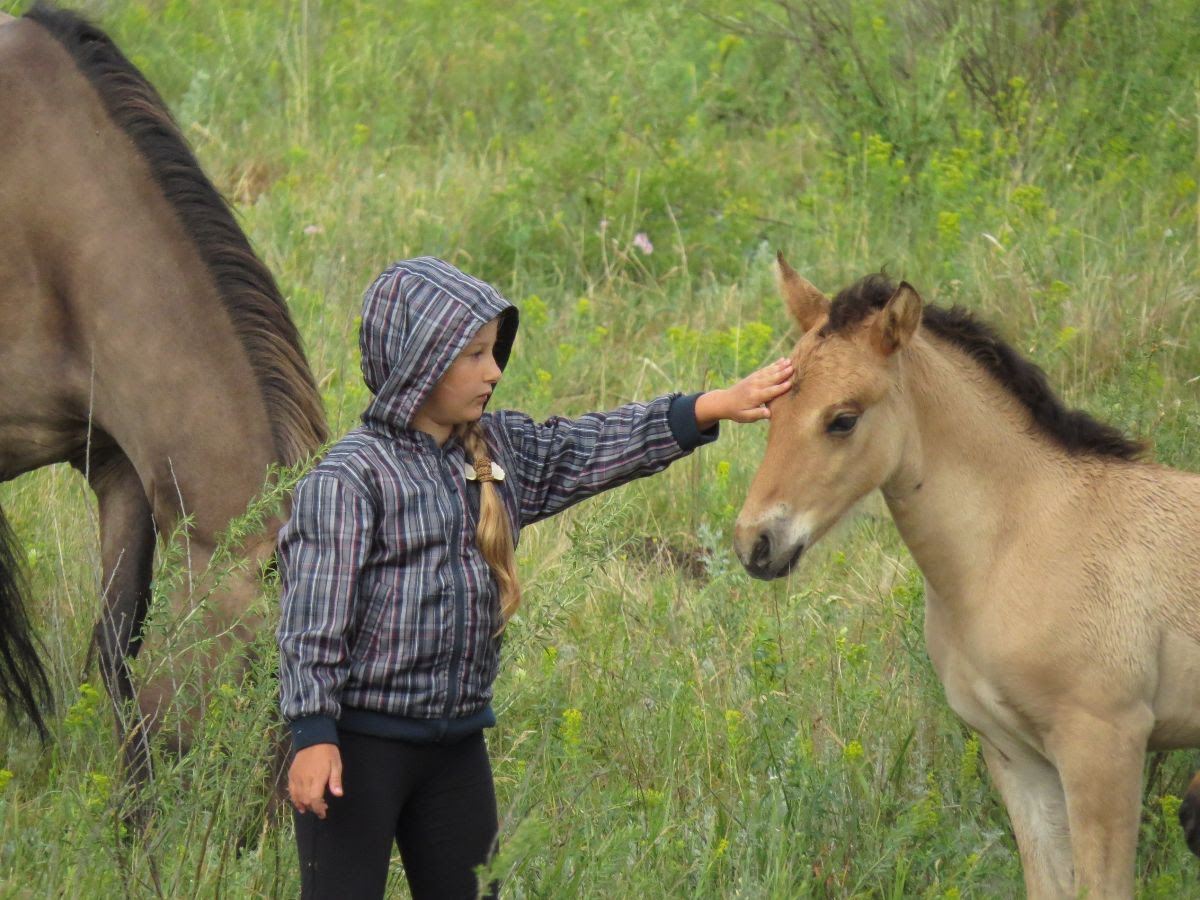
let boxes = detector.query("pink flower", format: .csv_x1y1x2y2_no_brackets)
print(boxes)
633,232,654,255
303,224,324,236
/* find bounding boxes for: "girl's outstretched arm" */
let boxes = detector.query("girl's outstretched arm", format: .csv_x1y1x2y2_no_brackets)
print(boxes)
694,358,794,429
487,358,794,527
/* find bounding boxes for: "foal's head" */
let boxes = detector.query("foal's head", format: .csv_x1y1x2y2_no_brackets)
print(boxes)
734,256,922,579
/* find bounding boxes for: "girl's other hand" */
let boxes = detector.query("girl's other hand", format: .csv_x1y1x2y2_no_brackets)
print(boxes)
288,743,344,818
695,358,794,428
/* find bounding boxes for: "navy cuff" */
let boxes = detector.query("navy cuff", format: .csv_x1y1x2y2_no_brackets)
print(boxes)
668,392,720,450
289,715,339,752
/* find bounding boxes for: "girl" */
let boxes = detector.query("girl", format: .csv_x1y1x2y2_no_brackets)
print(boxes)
278,257,793,899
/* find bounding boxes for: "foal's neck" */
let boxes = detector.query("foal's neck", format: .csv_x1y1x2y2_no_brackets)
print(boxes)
882,334,1080,601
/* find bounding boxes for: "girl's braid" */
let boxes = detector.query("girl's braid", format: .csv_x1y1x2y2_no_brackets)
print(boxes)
457,421,521,625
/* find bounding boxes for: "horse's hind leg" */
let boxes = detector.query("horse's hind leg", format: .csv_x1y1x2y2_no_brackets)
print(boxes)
85,452,156,788
979,736,1074,899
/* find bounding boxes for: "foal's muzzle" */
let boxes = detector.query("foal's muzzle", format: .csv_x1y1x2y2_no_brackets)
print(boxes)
734,514,807,580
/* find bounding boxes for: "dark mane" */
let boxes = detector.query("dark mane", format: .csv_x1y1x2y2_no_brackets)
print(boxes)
819,272,899,337
26,2,327,464
822,273,1143,461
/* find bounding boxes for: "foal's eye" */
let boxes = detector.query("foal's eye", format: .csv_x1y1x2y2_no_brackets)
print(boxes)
827,413,859,435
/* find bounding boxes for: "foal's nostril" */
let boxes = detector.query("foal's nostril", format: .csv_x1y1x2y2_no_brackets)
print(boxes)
750,533,771,569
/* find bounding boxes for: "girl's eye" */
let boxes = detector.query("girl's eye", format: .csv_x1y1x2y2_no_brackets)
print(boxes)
827,413,859,435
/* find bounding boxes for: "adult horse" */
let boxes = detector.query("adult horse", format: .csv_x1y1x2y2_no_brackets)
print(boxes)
734,255,1200,898
0,2,326,782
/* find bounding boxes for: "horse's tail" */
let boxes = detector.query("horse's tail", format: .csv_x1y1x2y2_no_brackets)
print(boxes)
0,502,52,740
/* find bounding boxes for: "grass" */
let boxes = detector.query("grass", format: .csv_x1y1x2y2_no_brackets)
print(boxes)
1,0,1198,895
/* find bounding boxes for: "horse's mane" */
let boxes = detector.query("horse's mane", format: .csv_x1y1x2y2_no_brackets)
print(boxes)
26,2,328,465
821,273,1144,461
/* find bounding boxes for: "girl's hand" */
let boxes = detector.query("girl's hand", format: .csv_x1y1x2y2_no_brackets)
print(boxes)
289,743,344,818
695,358,794,428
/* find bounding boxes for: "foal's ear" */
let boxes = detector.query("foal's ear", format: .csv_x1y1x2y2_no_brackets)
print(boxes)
776,252,829,333
871,282,923,355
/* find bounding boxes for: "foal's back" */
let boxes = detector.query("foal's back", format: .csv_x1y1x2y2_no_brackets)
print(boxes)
1069,458,1200,748
1098,460,1200,624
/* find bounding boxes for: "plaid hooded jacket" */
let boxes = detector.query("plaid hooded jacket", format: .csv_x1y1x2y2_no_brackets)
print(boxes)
278,257,717,751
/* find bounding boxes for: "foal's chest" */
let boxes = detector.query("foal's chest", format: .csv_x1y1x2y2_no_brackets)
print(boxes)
923,585,1049,753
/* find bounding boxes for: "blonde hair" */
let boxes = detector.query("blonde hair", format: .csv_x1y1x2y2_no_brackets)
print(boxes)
456,420,521,625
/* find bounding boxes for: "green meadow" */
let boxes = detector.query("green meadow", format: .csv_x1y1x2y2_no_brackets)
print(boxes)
1,0,1198,895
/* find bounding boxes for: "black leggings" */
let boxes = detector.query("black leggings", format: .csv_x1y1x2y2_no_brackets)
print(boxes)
293,730,498,899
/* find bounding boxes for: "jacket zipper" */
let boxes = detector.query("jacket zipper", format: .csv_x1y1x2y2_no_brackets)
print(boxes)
438,452,469,724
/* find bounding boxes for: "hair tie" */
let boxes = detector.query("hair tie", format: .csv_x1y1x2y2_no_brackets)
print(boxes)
463,459,505,483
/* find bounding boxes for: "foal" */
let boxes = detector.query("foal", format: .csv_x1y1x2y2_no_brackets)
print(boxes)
735,256,1200,898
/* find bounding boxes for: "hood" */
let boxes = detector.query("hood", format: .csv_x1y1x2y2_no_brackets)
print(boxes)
360,257,519,431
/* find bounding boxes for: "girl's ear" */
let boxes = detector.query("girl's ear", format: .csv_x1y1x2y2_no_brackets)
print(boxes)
776,253,829,333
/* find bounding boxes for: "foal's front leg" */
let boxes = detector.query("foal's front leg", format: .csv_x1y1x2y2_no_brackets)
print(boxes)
1047,707,1151,900
979,736,1074,898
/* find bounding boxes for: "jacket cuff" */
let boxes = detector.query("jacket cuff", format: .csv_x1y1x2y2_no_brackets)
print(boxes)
289,715,339,752
668,392,720,451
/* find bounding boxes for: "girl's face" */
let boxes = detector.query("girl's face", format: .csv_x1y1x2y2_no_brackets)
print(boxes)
412,318,503,442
